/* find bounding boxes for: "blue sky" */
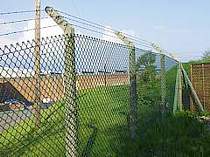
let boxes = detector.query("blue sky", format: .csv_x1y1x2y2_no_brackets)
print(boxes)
1,0,210,61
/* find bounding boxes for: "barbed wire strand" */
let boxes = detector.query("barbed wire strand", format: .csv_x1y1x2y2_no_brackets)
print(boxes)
0,17,49,25
0,9,153,46
0,10,44,16
0,9,179,60
0,21,152,49
56,10,178,59
0,25,58,37
57,10,153,45
0,9,153,49
63,16,152,47
71,23,153,48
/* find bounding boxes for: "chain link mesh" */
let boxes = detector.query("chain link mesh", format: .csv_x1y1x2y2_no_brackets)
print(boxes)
0,34,180,156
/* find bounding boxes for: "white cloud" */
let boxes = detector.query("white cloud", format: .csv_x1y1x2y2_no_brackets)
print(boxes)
0,19,19,47
1,20,136,47
0,18,65,48
0,17,86,46
22,18,63,41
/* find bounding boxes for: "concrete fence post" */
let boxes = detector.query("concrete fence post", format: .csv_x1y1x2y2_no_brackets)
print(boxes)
181,64,204,112
178,63,183,111
129,45,137,140
64,34,77,157
173,63,182,114
114,32,137,140
160,54,166,113
45,6,77,157
173,65,178,114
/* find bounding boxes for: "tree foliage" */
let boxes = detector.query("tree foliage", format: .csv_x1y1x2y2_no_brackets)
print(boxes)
202,50,210,62
136,52,160,107
136,52,157,83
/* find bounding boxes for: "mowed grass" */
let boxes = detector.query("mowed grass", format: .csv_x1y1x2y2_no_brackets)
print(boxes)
0,102,66,157
0,85,129,157
77,85,129,156
2,63,208,157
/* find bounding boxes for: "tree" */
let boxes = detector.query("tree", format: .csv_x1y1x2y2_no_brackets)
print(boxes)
137,52,156,83
202,50,210,62
136,52,160,108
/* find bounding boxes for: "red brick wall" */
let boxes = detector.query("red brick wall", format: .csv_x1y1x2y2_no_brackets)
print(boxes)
0,74,128,102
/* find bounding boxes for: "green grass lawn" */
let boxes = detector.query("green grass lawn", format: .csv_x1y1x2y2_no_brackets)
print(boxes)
0,85,129,157
0,101,66,157
1,68,210,157
77,85,129,156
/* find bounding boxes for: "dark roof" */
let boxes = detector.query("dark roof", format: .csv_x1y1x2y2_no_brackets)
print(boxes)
0,81,30,104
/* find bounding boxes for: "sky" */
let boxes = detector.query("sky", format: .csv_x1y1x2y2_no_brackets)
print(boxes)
1,0,210,61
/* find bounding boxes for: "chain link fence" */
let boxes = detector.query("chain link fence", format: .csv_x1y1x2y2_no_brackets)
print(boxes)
0,34,181,156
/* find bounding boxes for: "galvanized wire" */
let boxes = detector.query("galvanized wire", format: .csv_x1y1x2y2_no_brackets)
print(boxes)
0,34,179,157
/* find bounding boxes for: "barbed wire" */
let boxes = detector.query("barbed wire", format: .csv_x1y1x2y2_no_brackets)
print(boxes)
0,9,156,50
70,23,153,48
55,10,179,60
0,17,152,48
0,25,58,37
0,8,153,47
56,10,153,45
0,9,177,50
0,17,49,25
0,10,44,16
62,16,152,48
